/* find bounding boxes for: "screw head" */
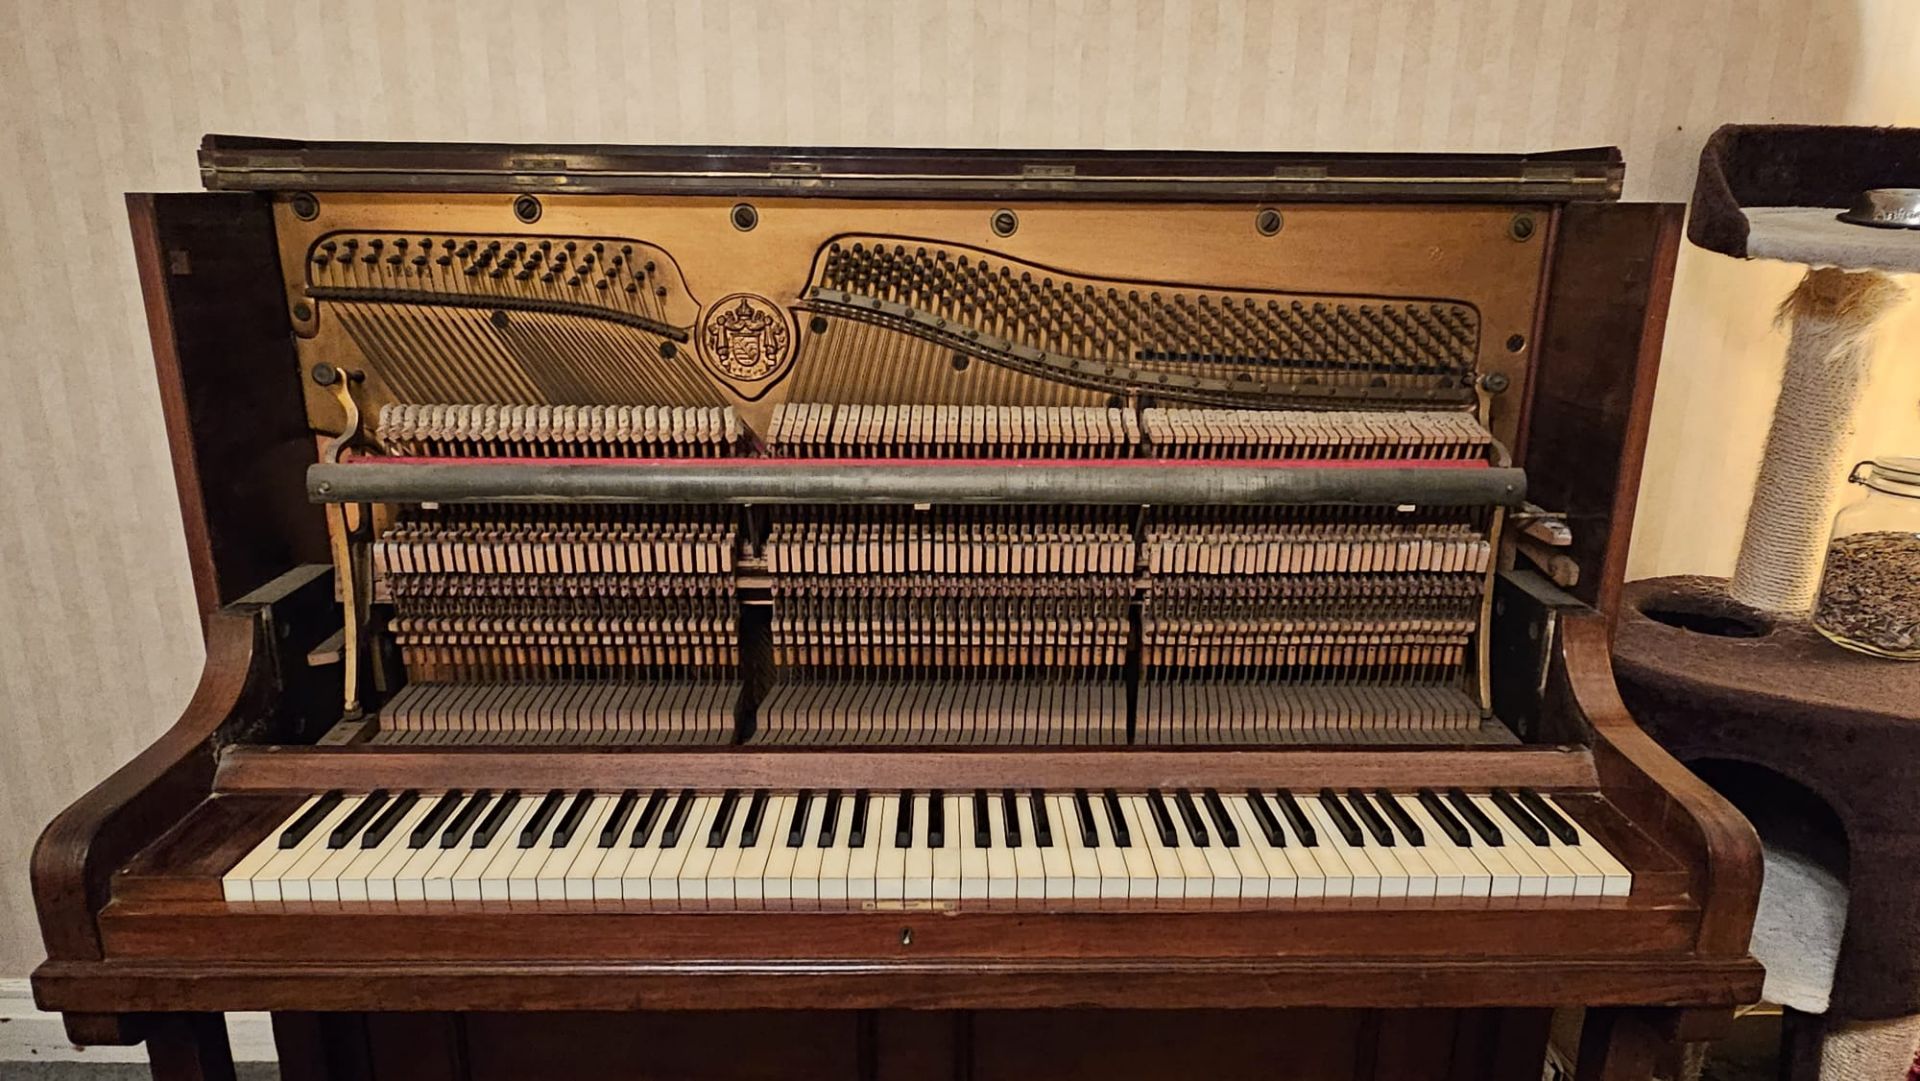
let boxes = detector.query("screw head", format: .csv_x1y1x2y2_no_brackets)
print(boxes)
1255,208,1284,236
808,315,829,334
990,209,1019,237
1509,214,1537,242
513,194,543,224
951,353,971,372
1481,371,1512,393
1505,333,1527,353
660,341,678,360
311,362,339,386
292,301,313,321
489,310,510,330
899,927,914,947
289,192,320,221
730,203,759,231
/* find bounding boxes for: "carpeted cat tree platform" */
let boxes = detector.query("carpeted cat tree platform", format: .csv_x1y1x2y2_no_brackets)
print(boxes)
1613,124,1920,1081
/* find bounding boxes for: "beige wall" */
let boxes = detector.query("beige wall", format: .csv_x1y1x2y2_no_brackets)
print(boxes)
1,0,1916,978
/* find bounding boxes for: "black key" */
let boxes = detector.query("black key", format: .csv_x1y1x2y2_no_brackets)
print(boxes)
706,789,742,848
658,789,698,848
817,789,843,848
1317,788,1364,847
1029,790,1054,847
630,789,669,847
1518,789,1580,845
408,790,462,849
1273,789,1318,847
1446,787,1504,847
549,790,596,848
1202,789,1240,848
1244,789,1286,847
361,790,420,849
740,789,771,848
279,790,344,849
972,790,992,848
1145,790,1179,846
328,789,390,849
1072,790,1099,848
848,790,871,848
1490,788,1550,845
439,790,493,849
1374,789,1425,847
518,790,565,849
1417,788,1471,846
1344,788,1394,847
927,789,945,849
893,789,917,848
471,790,521,848
784,790,814,848
597,789,637,848
1001,789,1022,847
1102,789,1131,847
1173,789,1210,846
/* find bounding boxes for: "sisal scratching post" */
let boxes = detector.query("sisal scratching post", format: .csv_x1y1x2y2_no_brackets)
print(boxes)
1729,267,1908,613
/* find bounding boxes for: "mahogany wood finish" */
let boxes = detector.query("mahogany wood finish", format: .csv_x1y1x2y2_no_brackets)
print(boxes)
33,146,1760,1081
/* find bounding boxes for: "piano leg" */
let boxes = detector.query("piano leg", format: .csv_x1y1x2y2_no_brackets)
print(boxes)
1574,1008,1669,1081
145,1013,236,1081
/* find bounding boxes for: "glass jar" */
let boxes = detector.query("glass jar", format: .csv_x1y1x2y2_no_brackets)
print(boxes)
1812,457,1920,659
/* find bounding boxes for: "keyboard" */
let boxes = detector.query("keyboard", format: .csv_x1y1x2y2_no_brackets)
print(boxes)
223,786,1632,907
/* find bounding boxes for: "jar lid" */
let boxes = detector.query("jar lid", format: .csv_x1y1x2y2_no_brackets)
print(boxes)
1858,457,1920,494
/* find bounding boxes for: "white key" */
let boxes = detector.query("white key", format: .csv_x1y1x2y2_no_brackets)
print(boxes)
506,794,573,901
1011,796,1048,901
1361,793,1435,899
875,796,908,902
1222,795,1295,900
1469,796,1551,897
225,795,323,903
734,794,787,908
398,794,477,902
1548,796,1634,897
1031,795,1074,901
818,794,855,907
762,795,805,907
903,794,934,902
1125,796,1185,902
611,792,676,902
280,797,367,903
1388,796,1465,898
702,794,755,906
1175,793,1240,901
1209,797,1272,903
1304,799,1376,897
342,796,436,903
550,796,619,901
1332,793,1408,899
674,796,729,905
305,797,394,903
419,793,496,901
1439,795,1521,897
1111,797,1161,900
470,798,540,902
1154,794,1215,899
1086,795,1132,900
960,794,993,902
846,794,882,903
648,794,712,904
1052,795,1101,900
932,795,963,902
787,797,828,908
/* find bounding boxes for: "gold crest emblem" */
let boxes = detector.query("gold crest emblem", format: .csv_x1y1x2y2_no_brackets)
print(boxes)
699,294,792,382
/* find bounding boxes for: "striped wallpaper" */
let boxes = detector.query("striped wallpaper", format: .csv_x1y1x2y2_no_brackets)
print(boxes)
0,0,1916,975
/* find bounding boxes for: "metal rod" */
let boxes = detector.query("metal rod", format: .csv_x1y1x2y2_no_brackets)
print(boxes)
309,461,1526,507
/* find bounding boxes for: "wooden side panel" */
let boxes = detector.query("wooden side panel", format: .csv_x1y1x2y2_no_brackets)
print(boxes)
1524,202,1683,616
128,192,327,628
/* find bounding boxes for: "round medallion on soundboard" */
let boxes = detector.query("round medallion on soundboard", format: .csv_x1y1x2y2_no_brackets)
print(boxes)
699,293,793,382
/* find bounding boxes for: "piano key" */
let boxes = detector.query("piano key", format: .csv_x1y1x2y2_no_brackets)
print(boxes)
278,790,343,849
760,796,805,906
1127,795,1192,901
558,798,625,900
983,795,1017,901
786,796,826,906
677,797,730,903
1520,789,1581,845
548,789,595,847
596,789,639,848
1111,797,1162,899
629,789,669,847
1172,789,1211,847
1072,790,1100,848
654,796,718,903
1177,793,1240,900
847,790,872,849
1028,790,1054,848
1101,789,1131,847
1010,795,1048,900
1144,790,1179,846
1446,787,1503,846
1470,794,1574,897
705,789,742,848
226,795,324,901
353,798,441,902
1417,788,1472,846
277,796,367,903
783,790,812,847
846,793,882,902
1211,801,1269,902
328,789,390,849
1000,788,1022,847
816,789,842,847
407,790,463,849
1034,796,1074,899
961,793,993,900
658,789,700,848
932,794,963,900
905,794,936,901
1242,789,1286,847
818,793,856,905
703,794,755,905
1546,795,1634,896
739,789,771,848
1050,794,1101,899
1428,800,1517,896
1490,788,1550,845
894,788,916,850
1344,789,1396,847
439,790,494,850
518,790,566,849
874,795,907,901
1223,795,1304,899
1374,789,1425,847
1201,790,1240,848
360,791,421,850
1082,795,1131,899
1272,789,1318,847
469,790,522,848
1302,799,1373,897
971,790,992,849
1316,789,1365,847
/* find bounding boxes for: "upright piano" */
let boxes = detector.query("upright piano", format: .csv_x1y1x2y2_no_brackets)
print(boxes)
31,139,1762,1081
